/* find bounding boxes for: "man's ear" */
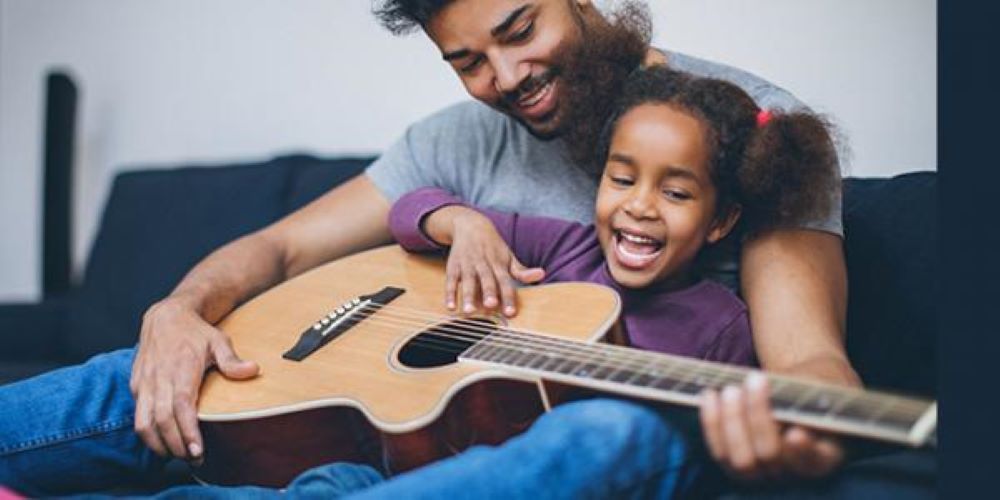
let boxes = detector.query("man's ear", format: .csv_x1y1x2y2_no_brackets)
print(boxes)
706,204,742,244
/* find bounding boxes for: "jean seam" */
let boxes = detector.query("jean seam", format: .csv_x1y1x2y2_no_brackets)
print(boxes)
0,416,134,456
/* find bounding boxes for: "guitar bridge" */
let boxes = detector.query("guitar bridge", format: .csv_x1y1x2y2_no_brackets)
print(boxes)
282,286,405,361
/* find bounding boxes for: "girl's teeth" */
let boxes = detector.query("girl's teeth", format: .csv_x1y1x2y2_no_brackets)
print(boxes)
621,232,657,245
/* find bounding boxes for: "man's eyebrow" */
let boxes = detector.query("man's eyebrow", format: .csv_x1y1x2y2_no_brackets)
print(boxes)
442,48,471,62
442,4,531,61
491,4,531,37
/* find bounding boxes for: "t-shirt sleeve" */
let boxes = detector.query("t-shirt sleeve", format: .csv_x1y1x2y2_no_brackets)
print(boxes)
388,188,464,252
702,311,757,367
365,101,501,204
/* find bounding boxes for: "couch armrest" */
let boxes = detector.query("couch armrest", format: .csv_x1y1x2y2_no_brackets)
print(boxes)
0,299,69,361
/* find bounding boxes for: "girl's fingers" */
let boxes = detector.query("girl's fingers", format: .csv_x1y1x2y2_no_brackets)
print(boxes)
445,263,459,310
494,263,518,316
461,262,478,313
475,262,499,310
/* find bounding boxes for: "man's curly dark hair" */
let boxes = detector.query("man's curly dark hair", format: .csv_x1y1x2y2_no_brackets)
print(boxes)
372,0,451,35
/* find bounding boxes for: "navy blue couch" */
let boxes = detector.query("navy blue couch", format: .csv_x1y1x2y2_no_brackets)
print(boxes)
0,154,936,496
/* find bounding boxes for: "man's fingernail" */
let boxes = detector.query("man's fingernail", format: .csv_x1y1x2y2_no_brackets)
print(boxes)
722,385,741,401
746,372,767,389
189,443,202,457
505,306,516,315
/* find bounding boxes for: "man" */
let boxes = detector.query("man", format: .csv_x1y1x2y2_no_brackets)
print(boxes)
0,0,855,495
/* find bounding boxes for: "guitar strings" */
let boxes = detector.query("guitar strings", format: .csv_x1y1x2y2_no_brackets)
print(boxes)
328,302,930,417
353,304,930,418
287,301,929,419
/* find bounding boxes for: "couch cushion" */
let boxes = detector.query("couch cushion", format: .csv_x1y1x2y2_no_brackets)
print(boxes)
66,155,371,360
843,172,936,397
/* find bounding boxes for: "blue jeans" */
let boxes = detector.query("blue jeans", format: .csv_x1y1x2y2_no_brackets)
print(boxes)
0,348,698,498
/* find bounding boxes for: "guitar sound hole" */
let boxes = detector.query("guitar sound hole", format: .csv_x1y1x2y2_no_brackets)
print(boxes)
398,316,499,369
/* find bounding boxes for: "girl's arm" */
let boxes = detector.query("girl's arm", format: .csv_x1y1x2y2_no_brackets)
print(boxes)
389,188,545,315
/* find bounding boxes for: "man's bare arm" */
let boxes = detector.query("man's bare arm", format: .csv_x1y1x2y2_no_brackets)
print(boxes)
700,228,861,480
131,174,393,461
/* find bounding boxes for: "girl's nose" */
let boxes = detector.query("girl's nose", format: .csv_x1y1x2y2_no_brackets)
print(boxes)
623,189,658,219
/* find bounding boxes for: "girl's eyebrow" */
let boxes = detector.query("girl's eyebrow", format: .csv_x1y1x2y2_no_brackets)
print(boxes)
662,165,698,180
607,152,635,165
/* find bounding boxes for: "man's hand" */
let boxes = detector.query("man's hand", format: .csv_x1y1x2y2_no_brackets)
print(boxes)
699,372,845,481
129,298,260,462
428,207,545,316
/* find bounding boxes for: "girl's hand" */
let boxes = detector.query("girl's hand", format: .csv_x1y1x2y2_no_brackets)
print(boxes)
425,206,545,316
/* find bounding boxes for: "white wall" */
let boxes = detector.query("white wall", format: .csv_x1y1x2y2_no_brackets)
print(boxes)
0,0,936,301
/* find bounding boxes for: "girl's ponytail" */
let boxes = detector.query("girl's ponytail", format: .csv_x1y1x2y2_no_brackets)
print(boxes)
739,111,841,235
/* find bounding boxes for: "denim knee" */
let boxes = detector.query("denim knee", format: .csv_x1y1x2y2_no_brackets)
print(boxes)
539,398,672,447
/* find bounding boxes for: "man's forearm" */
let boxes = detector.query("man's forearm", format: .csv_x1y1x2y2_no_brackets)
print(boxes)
167,231,288,324
740,228,862,387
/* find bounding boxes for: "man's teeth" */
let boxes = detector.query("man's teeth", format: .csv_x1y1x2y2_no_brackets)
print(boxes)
519,82,550,107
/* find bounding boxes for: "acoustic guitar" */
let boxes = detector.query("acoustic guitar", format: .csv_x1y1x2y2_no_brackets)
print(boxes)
195,245,936,487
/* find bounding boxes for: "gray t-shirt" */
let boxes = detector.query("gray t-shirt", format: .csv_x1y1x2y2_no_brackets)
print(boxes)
366,49,843,287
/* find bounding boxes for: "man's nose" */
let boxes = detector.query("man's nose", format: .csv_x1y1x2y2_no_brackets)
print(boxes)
492,54,527,95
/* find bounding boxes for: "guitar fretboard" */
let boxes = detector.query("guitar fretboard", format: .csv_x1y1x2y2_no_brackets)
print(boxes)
459,330,936,447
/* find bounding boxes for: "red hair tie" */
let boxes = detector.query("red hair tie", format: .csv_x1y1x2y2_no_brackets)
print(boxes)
756,110,773,128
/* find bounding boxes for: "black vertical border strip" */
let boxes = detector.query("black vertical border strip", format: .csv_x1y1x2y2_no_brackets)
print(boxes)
940,2,1000,498
42,72,77,298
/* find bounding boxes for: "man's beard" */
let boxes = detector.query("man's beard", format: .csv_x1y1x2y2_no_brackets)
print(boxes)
495,1,651,143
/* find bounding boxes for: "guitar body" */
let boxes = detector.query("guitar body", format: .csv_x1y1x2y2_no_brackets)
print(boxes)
196,245,621,487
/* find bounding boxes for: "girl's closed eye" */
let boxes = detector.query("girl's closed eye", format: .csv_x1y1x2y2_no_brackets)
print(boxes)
662,188,692,201
610,175,634,187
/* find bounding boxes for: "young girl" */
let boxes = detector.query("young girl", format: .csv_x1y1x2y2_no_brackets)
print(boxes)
389,66,840,366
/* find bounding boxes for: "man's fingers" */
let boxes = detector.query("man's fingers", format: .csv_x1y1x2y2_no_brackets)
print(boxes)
720,385,760,479
743,372,782,475
210,334,259,380
699,390,727,462
134,384,168,457
783,427,843,478
172,364,206,462
153,382,188,459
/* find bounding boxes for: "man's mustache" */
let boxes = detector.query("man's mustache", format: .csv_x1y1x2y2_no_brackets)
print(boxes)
498,68,559,108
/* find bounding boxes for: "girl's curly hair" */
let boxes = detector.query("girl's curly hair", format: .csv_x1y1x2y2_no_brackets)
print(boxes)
569,66,842,235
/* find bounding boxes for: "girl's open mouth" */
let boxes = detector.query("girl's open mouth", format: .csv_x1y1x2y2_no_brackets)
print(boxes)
613,229,664,269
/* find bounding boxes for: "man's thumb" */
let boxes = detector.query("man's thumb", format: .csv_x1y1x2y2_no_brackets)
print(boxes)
510,259,545,284
211,337,260,380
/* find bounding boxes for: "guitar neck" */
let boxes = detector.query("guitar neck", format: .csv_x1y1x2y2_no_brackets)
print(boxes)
459,330,937,448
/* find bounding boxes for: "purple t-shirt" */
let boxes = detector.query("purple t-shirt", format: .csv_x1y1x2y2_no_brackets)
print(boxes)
389,188,756,367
